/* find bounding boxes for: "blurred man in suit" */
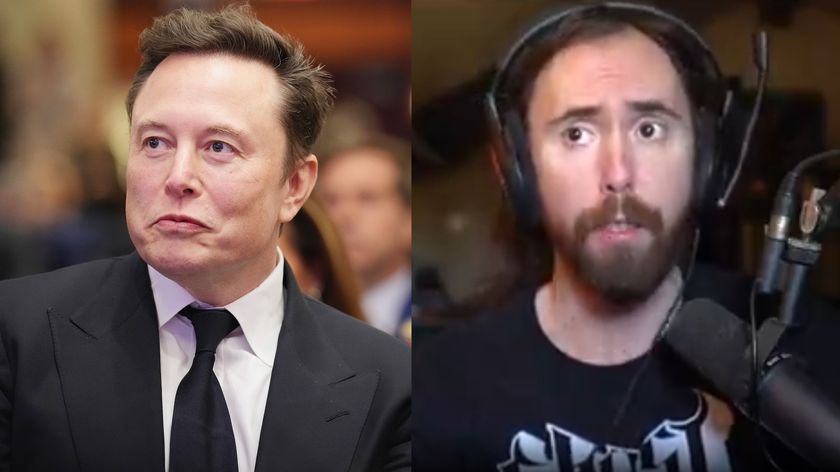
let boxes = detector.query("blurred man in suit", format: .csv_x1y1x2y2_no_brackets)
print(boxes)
319,135,412,338
0,5,409,471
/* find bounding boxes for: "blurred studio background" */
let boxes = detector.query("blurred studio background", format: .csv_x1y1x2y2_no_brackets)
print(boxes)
0,0,412,338
412,0,840,325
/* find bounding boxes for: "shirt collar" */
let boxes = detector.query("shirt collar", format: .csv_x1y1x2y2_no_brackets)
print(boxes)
361,266,411,333
148,249,286,366
365,265,411,299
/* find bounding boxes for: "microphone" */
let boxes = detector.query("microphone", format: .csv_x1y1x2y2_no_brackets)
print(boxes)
716,31,768,209
662,298,840,470
816,178,840,233
756,173,797,294
756,149,840,294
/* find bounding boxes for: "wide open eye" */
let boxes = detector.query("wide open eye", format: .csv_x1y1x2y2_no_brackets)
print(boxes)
562,126,595,147
634,121,666,141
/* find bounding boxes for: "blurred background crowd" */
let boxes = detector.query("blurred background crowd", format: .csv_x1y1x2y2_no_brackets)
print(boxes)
0,0,412,340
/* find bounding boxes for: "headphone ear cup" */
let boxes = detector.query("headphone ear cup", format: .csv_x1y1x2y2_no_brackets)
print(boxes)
485,91,543,226
692,111,718,213
486,95,521,213
501,109,542,226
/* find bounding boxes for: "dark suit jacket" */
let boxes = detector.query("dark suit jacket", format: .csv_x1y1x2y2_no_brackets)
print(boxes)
0,252,411,471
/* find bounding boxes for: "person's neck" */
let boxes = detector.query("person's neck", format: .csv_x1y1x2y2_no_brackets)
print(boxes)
361,256,409,291
535,256,682,366
168,250,279,307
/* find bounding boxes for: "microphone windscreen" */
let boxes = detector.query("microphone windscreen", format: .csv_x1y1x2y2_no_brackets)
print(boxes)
663,298,751,401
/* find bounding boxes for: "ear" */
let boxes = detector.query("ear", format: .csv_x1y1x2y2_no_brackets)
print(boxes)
279,154,318,224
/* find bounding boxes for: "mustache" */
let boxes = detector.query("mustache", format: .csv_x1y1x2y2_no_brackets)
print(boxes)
574,194,664,240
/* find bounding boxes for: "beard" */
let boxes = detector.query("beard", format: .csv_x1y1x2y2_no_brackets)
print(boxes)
551,194,691,306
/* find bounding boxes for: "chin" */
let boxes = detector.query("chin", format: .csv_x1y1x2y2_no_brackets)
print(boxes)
579,244,674,306
136,243,211,279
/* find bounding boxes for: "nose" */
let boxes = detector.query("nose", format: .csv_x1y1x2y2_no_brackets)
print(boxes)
331,197,357,232
599,131,634,195
164,148,200,198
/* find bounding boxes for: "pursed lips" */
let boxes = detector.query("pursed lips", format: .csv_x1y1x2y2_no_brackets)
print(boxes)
153,214,210,232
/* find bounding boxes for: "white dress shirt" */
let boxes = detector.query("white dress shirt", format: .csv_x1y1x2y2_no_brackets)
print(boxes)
361,266,411,335
149,251,285,472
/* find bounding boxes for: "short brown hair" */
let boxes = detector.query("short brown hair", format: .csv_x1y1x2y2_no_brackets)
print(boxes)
125,4,335,171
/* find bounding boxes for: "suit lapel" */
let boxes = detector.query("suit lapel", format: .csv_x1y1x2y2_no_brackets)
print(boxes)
255,264,378,472
49,253,165,472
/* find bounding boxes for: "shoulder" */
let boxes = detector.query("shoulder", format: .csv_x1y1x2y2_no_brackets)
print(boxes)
0,254,145,359
304,296,410,374
414,287,536,394
417,286,536,352
412,287,536,465
0,254,141,316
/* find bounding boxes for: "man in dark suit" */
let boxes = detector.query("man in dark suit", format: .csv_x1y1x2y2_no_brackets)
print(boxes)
0,5,410,471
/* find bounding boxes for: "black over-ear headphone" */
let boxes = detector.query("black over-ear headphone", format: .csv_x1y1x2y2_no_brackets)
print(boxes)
486,1,763,226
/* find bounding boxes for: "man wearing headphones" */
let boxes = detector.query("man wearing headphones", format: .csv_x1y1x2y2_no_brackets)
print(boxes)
414,3,839,471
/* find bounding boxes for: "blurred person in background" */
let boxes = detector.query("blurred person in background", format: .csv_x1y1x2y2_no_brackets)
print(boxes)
43,145,134,269
0,6,409,471
0,150,86,276
278,197,365,321
319,133,412,339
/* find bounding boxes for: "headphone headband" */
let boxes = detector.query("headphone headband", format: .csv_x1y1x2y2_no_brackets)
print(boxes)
489,1,726,122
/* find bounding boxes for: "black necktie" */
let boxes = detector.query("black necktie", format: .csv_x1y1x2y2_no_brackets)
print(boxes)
170,307,240,472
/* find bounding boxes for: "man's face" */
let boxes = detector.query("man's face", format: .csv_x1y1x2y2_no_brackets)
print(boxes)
527,28,694,305
126,53,310,284
319,149,411,286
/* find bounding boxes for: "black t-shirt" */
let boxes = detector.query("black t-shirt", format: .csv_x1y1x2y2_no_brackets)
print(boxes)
414,266,840,472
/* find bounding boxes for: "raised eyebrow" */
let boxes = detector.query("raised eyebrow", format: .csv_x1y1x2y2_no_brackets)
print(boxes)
134,120,169,136
628,100,684,121
544,105,602,132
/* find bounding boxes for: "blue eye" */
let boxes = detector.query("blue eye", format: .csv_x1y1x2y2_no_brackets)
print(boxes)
210,141,233,153
142,137,170,153
143,137,166,149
